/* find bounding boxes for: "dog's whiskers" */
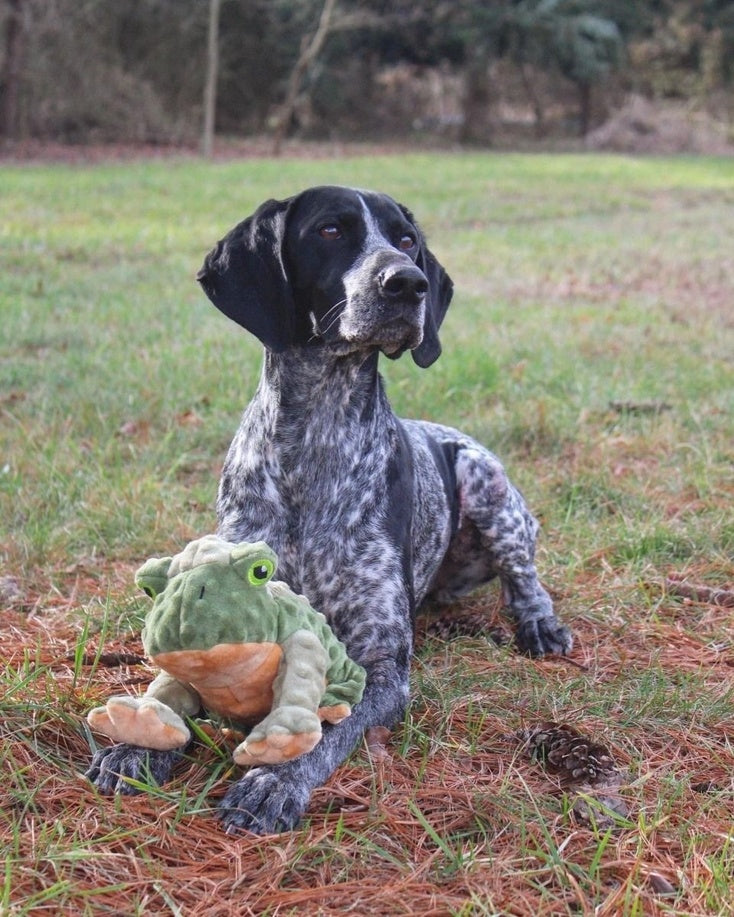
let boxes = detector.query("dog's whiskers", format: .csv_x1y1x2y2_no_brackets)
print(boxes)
308,299,347,343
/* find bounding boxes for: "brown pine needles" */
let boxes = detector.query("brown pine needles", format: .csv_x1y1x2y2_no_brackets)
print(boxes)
3,574,734,915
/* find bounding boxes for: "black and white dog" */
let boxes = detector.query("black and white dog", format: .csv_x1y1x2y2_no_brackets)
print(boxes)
88,186,572,833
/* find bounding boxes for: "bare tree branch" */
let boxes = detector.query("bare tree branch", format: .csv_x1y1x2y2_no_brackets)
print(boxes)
0,0,27,139
271,0,338,156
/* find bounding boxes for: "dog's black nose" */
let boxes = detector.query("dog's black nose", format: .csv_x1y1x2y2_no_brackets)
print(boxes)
380,265,428,304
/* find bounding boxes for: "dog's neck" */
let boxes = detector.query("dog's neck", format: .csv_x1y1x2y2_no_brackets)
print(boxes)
245,346,393,468
258,346,387,425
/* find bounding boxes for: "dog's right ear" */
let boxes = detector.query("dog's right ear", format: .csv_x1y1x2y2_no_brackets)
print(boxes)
197,197,295,351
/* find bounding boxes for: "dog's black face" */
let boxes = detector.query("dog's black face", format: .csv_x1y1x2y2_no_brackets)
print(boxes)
284,188,432,359
197,186,453,368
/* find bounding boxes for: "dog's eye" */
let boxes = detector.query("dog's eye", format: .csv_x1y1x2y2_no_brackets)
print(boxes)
319,225,342,241
398,234,416,251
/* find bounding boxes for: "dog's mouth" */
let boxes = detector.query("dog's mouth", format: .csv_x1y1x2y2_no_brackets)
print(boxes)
311,293,425,355
333,305,424,354
374,316,424,355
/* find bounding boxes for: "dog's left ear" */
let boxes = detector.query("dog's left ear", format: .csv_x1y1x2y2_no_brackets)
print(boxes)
399,205,454,368
196,197,296,352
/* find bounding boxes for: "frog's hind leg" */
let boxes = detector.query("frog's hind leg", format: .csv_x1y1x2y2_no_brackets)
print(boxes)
233,630,327,766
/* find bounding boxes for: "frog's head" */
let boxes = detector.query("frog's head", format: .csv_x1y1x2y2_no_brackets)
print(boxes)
137,537,282,656
136,555,173,601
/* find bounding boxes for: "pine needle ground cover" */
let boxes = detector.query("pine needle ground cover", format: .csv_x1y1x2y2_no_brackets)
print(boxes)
1,152,733,915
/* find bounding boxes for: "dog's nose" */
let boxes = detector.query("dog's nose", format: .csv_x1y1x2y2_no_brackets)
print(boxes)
379,265,428,304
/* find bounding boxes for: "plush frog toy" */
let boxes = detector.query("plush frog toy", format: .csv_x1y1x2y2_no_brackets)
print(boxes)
87,536,366,766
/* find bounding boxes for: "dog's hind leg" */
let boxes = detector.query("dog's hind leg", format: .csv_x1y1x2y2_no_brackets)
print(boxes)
433,444,573,657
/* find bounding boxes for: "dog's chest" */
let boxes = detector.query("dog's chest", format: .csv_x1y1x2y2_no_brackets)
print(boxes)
278,416,390,537
219,402,395,587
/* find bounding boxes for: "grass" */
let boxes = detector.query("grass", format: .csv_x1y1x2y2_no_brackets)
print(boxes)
1,148,733,915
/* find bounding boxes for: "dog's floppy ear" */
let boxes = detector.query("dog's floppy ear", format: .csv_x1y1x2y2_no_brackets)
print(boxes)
412,246,454,368
197,197,295,352
398,204,454,368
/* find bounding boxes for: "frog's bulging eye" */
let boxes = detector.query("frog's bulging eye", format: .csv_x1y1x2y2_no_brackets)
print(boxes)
137,574,168,600
247,558,275,586
135,556,173,599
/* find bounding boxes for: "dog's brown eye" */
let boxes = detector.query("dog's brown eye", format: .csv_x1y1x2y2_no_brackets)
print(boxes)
398,234,416,251
319,225,342,241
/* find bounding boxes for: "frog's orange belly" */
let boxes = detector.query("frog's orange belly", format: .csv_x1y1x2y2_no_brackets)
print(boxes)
152,642,283,723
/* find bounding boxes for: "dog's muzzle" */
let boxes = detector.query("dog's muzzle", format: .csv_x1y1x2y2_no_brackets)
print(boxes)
378,264,428,308
338,251,428,352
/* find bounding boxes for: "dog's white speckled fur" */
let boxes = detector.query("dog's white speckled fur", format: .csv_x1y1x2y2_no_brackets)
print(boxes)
87,186,572,834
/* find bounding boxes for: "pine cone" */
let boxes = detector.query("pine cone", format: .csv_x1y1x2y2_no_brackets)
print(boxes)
520,722,630,825
521,722,617,784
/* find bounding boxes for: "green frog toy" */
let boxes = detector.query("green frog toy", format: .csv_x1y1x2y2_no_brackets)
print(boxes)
87,536,366,766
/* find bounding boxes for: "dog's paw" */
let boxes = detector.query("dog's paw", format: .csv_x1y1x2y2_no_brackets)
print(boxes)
515,615,573,657
85,744,182,795
219,767,311,835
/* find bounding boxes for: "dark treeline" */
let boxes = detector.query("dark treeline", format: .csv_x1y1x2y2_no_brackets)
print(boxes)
1,0,732,148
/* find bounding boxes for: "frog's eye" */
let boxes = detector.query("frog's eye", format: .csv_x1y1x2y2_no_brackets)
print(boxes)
247,558,275,586
231,541,278,584
135,556,173,599
136,573,168,599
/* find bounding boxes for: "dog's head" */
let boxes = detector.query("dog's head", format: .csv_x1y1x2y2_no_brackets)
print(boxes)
196,186,453,368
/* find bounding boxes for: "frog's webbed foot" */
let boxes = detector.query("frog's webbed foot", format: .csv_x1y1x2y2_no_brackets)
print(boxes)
233,706,321,766
318,702,352,724
87,695,191,751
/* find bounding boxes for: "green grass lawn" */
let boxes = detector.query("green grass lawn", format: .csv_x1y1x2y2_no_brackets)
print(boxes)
1,151,733,915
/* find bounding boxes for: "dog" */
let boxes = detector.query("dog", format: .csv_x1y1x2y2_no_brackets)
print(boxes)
87,185,572,833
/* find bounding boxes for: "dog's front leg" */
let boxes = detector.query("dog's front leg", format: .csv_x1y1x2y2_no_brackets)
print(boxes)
219,660,408,834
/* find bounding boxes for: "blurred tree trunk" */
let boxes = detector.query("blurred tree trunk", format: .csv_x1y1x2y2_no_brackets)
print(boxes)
578,81,591,136
272,0,337,155
459,56,493,145
201,0,221,157
1,0,26,139
519,62,546,138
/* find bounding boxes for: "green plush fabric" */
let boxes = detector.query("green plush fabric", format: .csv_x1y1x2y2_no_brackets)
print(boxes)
140,538,365,702
88,537,366,766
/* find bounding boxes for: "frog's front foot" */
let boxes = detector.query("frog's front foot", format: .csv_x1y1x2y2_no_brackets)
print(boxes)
87,695,191,751
233,706,322,766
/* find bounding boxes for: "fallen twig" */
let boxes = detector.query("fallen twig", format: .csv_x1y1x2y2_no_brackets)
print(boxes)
609,400,672,415
664,577,734,608
69,651,147,667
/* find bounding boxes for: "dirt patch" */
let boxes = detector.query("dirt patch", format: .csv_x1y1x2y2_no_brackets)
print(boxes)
0,136,425,165
586,95,734,155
